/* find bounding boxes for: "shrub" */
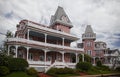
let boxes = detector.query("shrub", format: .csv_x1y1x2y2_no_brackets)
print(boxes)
100,65,110,71
76,62,92,72
46,68,58,77
47,67,76,76
8,58,28,71
0,53,12,67
96,60,102,67
0,66,9,75
115,66,120,72
26,67,38,76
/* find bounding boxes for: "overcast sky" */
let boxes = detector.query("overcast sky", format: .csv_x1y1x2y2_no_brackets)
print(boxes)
0,0,120,49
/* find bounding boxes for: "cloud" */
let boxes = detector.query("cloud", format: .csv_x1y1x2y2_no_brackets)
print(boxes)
0,0,120,49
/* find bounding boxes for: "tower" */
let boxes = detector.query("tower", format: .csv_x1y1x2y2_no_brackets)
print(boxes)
50,6,73,33
82,25,96,57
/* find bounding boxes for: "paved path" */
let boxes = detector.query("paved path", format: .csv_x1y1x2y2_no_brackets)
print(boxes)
70,73,120,77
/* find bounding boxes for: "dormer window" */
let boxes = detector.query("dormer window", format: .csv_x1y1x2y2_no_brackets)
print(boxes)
61,15,68,22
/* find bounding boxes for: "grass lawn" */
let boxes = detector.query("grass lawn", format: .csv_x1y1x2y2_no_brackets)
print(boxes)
1,72,37,77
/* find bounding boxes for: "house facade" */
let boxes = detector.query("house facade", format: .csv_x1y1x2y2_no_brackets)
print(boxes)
6,6,84,72
77,25,120,68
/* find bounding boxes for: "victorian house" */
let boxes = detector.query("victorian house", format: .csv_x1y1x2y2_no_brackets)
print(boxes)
6,6,84,72
77,25,120,68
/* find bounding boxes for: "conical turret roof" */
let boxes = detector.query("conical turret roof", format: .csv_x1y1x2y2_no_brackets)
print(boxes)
85,25,94,33
50,6,73,28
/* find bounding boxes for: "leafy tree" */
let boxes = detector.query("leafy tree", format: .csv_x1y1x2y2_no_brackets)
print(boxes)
79,54,92,63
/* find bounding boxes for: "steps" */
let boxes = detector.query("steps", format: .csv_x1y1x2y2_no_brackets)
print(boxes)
45,61,69,72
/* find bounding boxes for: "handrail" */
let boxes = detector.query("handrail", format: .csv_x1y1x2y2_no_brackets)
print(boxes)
7,38,83,52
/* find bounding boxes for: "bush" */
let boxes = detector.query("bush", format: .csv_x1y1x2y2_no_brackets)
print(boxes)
46,68,58,77
115,66,120,72
0,66,9,75
26,67,38,76
8,58,28,71
96,60,102,67
46,67,76,76
0,53,12,67
76,62,92,72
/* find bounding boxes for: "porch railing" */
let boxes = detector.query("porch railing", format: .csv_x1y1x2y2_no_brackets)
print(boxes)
7,38,83,52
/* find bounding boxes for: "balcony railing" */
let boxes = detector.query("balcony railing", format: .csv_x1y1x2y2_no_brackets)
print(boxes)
7,38,83,52
27,22,79,40
104,54,117,57
28,60,51,65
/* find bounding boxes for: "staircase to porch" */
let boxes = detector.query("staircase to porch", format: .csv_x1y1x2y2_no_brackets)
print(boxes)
45,60,69,72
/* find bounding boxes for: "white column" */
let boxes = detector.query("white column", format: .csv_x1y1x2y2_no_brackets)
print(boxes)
8,45,10,56
93,57,96,64
44,50,48,66
27,47,29,61
62,52,65,62
62,38,64,46
27,29,30,40
82,54,84,62
76,53,78,63
15,45,18,58
44,34,47,43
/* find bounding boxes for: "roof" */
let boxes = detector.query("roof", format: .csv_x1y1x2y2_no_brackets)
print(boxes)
50,6,73,28
85,25,94,33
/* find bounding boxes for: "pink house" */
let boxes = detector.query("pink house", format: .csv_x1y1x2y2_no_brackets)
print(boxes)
6,6,84,72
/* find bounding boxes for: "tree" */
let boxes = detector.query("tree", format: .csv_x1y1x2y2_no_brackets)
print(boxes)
6,30,13,38
79,54,92,63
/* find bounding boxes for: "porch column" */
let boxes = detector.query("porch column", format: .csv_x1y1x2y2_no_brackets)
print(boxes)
76,53,78,63
44,34,47,43
62,38,64,46
15,45,18,58
82,54,84,62
62,52,65,62
8,45,10,56
93,57,96,64
44,50,48,66
27,29,30,40
26,47,29,61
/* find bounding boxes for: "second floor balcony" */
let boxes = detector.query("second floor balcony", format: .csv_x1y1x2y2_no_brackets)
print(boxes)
6,38,83,53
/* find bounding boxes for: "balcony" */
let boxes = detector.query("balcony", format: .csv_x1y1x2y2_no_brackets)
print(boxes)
7,38,83,52
28,60,51,65
104,54,117,57
27,22,79,41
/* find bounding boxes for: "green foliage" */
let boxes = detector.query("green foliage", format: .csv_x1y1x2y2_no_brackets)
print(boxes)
115,66,120,72
96,60,102,67
1,71,37,77
79,54,92,63
0,53,11,66
26,68,38,76
46,68,58,77
46,67,76,77
0,66,9,75
8,58,28,71
76,62,92,72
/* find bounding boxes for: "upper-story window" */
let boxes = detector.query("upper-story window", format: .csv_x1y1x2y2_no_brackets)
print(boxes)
86,41,92,47
61,15,68,22
95,44,100,48
87,50,92,56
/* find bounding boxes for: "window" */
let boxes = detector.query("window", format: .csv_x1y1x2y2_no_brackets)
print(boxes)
87,50,92,56
86,42,92,47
